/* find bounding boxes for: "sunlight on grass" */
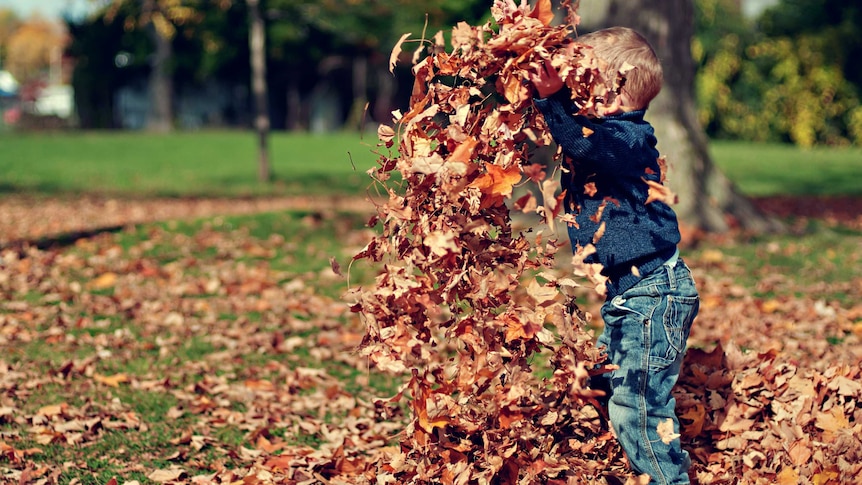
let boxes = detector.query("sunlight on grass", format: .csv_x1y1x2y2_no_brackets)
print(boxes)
0,131,380,197
710,141,862,196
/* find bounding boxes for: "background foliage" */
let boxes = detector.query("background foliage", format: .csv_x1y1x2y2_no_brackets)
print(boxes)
2,0,860,144
695,0,862,146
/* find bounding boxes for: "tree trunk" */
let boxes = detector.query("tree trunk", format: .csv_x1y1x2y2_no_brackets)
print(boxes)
248,0,272,182
144,0,173,133
605,0,781,234
286,77,302,130
345,54,368,130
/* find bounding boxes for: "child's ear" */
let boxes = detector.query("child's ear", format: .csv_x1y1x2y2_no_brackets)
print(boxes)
617,92,636,111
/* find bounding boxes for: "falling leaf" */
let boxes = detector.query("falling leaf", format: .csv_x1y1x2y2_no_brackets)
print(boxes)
329,256,343,276
390,33,412,72
529,0,555,26
470,163,523,198
643,179,677,205
657,418,680,444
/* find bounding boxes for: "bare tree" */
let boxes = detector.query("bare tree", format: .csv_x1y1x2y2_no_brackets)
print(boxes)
605,0,781,233
248,0,272,182
142,0,173,133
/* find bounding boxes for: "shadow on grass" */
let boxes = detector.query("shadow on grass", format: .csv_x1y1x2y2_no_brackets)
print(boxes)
1,225,127,254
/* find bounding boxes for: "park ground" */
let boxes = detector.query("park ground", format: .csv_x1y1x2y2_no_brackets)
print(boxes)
0,190,859,484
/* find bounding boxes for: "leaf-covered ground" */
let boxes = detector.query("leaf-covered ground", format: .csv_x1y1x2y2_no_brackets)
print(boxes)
0,195,860,484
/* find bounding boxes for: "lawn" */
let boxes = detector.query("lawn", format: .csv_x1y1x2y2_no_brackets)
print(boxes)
1,131,860,198
0,131,381,197
709,140,862,196
0,131,860,483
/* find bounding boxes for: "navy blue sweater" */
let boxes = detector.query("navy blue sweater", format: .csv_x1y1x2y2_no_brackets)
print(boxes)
534,92,680,298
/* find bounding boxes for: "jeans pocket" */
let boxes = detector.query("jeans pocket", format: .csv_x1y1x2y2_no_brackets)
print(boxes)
650,294,698,369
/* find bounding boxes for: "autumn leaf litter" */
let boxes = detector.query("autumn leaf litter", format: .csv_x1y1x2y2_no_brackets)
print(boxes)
1,1,861,484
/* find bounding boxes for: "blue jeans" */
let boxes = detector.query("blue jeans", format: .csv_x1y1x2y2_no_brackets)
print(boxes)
594,255,699,485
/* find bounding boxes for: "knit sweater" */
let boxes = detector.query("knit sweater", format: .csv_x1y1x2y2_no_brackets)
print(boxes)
533,91,681,298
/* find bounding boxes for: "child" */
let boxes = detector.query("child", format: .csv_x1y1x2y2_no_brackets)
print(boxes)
528,27,700,485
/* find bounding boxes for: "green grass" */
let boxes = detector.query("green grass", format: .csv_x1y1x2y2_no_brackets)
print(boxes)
709,141,862,197
0,130,383,197
690,221,862,303
1,131,860,198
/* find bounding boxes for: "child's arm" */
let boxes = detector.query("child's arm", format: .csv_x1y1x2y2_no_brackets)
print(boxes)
528,60,650,175
534,95,651,176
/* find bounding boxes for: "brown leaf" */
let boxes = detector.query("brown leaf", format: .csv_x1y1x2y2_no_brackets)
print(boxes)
643,179,678,206
390,33,411,73
529,0,555,26
148,468,186,483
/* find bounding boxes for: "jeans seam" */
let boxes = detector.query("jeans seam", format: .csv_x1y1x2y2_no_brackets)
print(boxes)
640,319,667,485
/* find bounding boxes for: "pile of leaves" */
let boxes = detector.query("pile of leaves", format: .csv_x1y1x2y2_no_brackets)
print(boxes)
676,342,862,484
349,0,653,483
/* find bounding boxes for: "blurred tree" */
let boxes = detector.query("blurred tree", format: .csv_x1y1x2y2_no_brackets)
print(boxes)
695,0,862,146
248,0,270,182
0,8,22,68
104,0,233,132
4,17,66,84
265,0,490,130
759,0,862,89
606,0,780,233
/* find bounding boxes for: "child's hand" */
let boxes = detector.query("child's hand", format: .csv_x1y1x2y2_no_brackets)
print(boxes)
527,58,564,99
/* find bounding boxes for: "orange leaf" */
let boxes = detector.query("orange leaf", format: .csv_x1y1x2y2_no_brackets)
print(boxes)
504,313,542,342
501,72,529,104
812,470,839,485
529,0,555,26
449,137,479,164
788,439,812,466
256,436,288,453
263,454,294,471
244,379,275,392
470,164,522,198
815,407,850,442
94,373,129,388
416,405,449,433
499,409,524,428
89,272,117,289
37,404,67,417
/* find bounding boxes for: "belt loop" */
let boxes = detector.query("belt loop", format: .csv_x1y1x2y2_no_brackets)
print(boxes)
666,259,677,290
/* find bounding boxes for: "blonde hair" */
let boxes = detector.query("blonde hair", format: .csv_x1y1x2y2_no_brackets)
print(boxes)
576,27,663,110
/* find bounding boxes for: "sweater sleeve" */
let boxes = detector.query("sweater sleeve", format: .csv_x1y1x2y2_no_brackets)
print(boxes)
533,93,651,177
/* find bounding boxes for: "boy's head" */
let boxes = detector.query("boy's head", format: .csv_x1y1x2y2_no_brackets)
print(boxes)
576,27,663,111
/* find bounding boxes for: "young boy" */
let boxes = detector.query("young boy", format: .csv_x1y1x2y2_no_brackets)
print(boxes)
528,27,700,485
